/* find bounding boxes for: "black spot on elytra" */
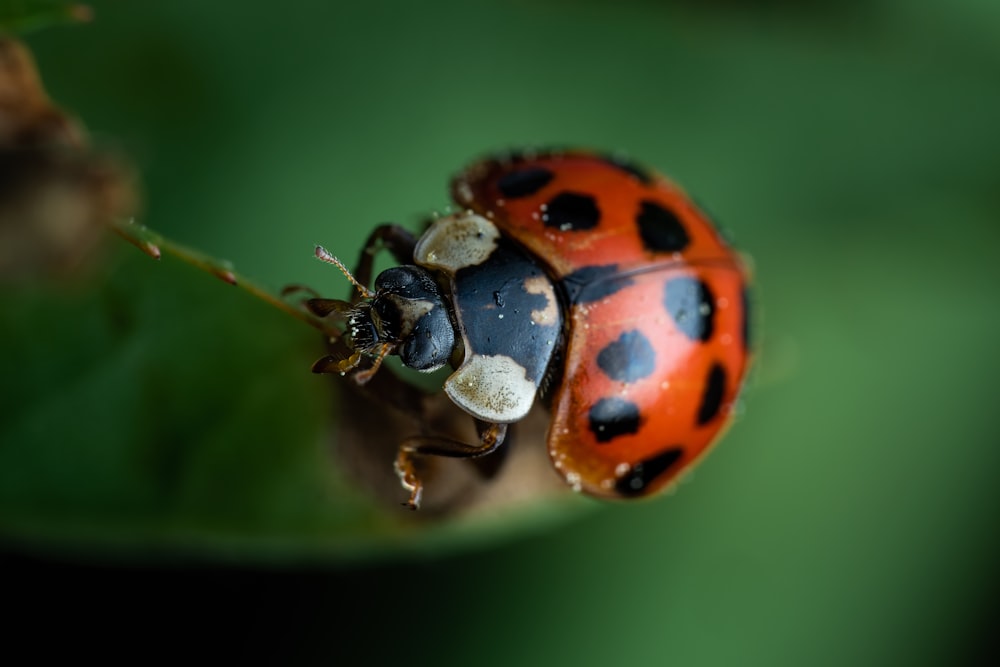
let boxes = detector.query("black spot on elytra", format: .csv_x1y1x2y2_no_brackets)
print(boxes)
601,154,653,184
543,192,600,231
697,363,726,426
561,265,633,304
664,276,715,342
497,167,554,199
637,200,690,253
615,447,684,497
597,330,655,383
589,397,641,443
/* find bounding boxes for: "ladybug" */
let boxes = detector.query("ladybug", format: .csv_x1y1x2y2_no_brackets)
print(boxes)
307,149,751,509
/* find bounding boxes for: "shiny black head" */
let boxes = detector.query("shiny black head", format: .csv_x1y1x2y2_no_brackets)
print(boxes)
349,265,456,372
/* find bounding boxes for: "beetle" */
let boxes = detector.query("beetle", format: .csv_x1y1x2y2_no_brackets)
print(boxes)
306,149,751,509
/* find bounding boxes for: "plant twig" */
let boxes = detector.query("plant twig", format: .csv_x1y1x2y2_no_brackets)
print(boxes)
111,217,339,337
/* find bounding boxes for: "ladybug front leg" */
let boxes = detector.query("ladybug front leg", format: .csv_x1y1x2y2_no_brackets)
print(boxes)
350,224,418,299
394,421,509,510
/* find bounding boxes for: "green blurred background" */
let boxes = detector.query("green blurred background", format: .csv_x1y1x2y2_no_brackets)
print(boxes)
4,0,1000,663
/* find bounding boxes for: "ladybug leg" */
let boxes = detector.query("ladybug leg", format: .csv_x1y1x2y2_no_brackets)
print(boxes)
280,284,359,348
308,224,429,415
394,421,509,510
470,422,513,481
351,224,418,298
281,284,347,324
307,225,422,389
283,285,357,323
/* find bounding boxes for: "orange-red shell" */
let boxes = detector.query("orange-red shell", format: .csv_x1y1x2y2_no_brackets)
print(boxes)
452,150,751,498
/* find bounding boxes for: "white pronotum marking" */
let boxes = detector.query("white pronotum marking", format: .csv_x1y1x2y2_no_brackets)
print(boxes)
414,213,500,273
444,354,538,423
523,274,558,325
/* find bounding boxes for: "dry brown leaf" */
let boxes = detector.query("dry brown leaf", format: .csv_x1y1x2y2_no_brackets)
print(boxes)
0,37,136,282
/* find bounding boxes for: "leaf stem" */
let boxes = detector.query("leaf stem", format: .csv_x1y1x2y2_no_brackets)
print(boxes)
111,218,339,337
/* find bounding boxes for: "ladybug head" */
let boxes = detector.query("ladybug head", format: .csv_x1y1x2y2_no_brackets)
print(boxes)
309,247,457,382
355,265,456,372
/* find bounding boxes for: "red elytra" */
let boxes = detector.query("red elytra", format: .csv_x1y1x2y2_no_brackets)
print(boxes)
450,149,751,498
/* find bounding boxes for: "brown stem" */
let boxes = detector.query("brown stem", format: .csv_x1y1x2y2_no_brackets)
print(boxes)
111,218,339,337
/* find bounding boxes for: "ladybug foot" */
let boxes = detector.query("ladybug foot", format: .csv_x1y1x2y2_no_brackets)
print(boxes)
391,423,509,510
394,450,423,510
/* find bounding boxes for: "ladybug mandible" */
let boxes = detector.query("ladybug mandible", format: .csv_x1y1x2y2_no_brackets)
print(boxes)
307,149,751,509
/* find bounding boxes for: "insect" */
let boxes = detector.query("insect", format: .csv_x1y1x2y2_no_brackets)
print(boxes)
306,149,751,509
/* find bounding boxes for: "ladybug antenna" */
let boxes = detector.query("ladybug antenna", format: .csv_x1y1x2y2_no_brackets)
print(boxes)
314,245,374,299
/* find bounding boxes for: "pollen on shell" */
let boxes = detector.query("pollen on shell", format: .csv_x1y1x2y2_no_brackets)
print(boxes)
565,471,582,492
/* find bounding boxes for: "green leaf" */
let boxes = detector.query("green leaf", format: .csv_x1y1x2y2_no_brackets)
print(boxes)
0,246,588,563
